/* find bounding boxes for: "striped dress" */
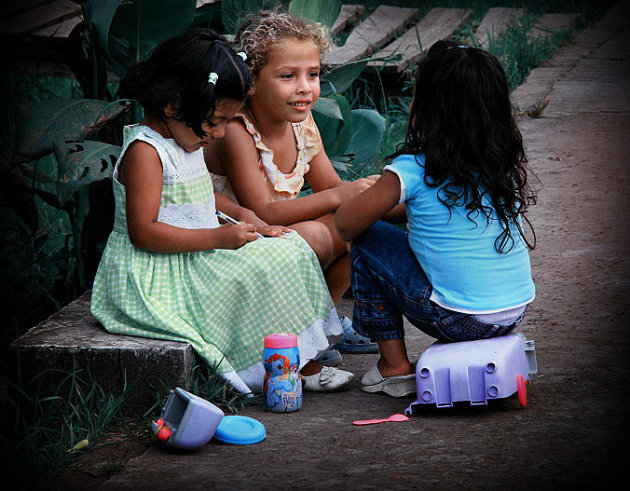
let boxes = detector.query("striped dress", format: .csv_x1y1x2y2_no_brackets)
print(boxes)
91,124,342,393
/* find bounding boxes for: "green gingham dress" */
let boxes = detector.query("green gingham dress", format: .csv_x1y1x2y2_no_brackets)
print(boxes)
91,124,342,393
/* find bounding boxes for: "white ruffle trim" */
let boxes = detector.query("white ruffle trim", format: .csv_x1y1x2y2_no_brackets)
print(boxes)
157,201,220,230
219,308,344,393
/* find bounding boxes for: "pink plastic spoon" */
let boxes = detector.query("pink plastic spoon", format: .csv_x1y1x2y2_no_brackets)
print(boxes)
352,413,409,426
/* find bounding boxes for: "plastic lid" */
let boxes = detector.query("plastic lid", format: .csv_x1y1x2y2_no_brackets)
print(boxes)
264,333,298,349
213,416,266,445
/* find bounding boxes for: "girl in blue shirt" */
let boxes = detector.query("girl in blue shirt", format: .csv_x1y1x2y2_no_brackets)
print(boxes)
335,40,537,397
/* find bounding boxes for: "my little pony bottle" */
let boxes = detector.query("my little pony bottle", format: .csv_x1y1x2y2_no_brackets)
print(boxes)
263,333,302,412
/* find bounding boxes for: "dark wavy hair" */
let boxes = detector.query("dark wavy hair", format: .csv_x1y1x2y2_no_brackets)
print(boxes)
391,40,537,252
120,28,252,138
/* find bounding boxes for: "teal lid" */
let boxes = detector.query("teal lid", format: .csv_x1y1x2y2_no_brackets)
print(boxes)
213,416,266,445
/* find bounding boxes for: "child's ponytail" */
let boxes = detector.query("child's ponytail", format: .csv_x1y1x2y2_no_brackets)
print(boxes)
121,28,252,138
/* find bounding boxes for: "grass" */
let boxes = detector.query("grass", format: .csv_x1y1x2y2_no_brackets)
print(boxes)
0,362,128,489
188,361,262,414
0,352,260,488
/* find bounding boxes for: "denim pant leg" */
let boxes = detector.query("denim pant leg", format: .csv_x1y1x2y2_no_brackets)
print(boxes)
350,221,443,341
350,221,528,343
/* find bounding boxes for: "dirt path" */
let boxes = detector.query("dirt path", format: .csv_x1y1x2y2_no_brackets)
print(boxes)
54,3,630,489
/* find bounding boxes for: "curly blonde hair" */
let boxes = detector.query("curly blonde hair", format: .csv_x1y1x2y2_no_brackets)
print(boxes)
235,10,331,79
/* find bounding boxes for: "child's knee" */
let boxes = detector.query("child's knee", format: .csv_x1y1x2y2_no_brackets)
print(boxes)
292,221,334,265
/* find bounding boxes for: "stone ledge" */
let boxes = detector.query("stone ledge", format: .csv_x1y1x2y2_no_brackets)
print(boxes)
10,291,194,415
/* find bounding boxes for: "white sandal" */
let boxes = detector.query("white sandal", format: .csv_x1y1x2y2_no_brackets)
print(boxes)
360,365,416,397
302,366,355,392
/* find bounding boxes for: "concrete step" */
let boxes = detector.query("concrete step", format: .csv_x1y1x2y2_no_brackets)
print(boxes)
325,5,419,66
530,13,579,40
367,7,472,74
10,291,193,415
0,0,221,38
475,7,524,48
330,4,365,35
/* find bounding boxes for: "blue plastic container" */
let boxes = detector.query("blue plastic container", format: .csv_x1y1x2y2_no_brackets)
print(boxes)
151,388,224,449
263,333,302,412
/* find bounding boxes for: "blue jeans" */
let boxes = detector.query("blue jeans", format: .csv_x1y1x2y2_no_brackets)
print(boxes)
350,222,526,343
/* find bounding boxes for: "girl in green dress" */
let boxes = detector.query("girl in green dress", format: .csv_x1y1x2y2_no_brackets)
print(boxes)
91,28,354,394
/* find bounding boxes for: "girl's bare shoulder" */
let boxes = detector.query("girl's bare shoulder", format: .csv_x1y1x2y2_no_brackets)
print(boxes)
118,139,162,184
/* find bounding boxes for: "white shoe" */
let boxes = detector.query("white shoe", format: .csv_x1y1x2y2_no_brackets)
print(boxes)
360,365,416,397
302,366,355,392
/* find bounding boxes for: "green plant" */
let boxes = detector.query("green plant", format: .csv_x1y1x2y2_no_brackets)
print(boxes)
456,11,580,93
188,360,261,414
0,1,207,336
0,362,127,488
7,98,126,291
527,96,551,118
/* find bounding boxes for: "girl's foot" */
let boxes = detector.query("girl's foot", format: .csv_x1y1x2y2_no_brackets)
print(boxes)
333,316,379,354
360,364,416,397
302,366,355,392
315,348,342,367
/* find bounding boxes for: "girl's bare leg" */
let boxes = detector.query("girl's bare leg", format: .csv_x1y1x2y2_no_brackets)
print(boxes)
323,252,350,304
315,213,352,304
376,338,414,377
290,220,334,267
300,360,323,375
291,214,352,304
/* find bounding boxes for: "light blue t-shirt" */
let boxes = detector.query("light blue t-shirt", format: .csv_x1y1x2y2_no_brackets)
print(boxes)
384,153,535,314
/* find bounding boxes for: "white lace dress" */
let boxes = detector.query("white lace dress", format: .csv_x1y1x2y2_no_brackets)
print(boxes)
91,124,342,393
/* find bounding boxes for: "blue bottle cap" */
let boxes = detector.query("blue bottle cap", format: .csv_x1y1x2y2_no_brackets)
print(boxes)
213,416,266,445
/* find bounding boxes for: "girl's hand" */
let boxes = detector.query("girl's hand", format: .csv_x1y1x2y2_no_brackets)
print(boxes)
335,171,401,241
218,222,260,249
258,224,292,238
236,207,289,236
236,207,268,229
332,178,376,206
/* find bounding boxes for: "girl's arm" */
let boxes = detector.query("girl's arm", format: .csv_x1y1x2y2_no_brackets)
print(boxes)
206,122,374,225
335,170,402,241
122,141,259,252
214,192,290,237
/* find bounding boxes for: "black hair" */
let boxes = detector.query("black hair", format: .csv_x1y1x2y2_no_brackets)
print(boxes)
120,28,252,138
391,40,537,252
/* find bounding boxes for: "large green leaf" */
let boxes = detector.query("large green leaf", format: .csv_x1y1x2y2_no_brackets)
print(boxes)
54,140,120,206
321,59,369,97
289,0,341,28
84,0,122,55
86,0,197,78
312,94,352,157
221,0,287,34
312,96,343,121
336,108,386,169
13,99,127,163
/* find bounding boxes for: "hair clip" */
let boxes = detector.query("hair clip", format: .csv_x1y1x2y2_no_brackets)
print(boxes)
208,72,218,85
447,44,469,50
237,51,247,61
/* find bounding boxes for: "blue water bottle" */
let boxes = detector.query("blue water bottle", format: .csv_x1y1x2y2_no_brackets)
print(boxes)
263,333,302,412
